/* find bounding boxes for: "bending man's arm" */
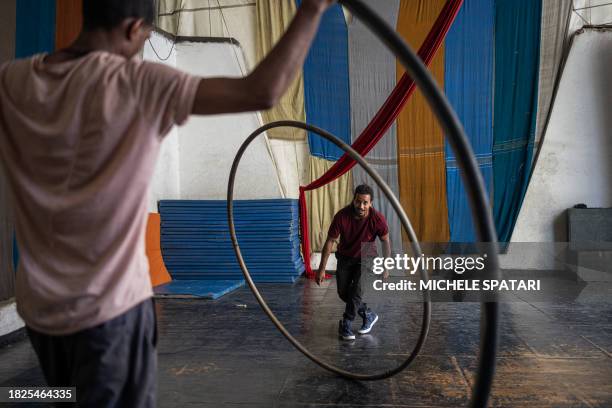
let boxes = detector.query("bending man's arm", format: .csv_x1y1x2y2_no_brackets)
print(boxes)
316,235,338,285
191,0,334,115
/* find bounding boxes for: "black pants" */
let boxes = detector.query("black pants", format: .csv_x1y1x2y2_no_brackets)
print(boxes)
27,299,157,408
336,255,370,321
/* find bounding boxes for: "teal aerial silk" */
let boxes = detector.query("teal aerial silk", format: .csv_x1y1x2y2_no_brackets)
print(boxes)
493,0,542,242
15,0,56,58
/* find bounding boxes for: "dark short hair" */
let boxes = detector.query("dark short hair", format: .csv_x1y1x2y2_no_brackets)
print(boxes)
83,0,155,31
353,184,373,200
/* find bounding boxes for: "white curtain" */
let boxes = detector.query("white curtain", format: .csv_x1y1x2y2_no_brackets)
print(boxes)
535,0,573,151
348,0,402,252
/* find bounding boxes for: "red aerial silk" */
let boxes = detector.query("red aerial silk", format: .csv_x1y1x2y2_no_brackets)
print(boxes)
300,0,464,278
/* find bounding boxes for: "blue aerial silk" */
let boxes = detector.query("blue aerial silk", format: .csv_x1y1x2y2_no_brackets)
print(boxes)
296,1,351,161
15,0,56,58
444,0,494,243
493,0,542,242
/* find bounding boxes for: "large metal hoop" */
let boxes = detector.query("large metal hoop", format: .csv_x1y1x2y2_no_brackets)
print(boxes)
228,120,431,381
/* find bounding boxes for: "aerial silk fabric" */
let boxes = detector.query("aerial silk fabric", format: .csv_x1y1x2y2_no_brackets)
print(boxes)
306,157,353,251
493,0,542,242
297,1,351,161
254,1,307,200
55,0,82,50
300,0,463,276
349,0,402,252
15,0,56,59
534,0,572,158
396,0,450,244
444,0,494,242
255,0,306,141
296,1,352,251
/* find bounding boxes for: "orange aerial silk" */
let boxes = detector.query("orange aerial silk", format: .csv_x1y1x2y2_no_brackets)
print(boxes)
55,0,82,50
396,0,450,245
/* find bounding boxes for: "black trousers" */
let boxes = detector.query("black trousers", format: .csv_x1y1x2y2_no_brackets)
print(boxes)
27,299,157,408
336,255,370,321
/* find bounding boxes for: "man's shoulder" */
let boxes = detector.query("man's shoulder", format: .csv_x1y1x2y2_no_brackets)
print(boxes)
0,56,33,78
370,207,388,225
335,205,352,219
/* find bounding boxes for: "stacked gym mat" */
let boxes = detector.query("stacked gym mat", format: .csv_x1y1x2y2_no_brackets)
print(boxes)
154,280,245,300
159,199,305,283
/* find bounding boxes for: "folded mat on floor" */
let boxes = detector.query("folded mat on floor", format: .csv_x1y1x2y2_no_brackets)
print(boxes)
154,279,245,299
159,200,305,283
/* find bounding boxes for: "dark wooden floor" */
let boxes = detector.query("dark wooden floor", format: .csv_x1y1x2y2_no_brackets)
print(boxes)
1,277,611,407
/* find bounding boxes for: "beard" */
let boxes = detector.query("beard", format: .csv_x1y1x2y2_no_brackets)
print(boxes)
353,205,366,217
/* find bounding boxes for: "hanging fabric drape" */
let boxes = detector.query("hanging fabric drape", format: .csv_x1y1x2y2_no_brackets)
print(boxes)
349,0,402,253
444,0,494,243
396,0,450,245
297,1,351,161
493,0,542,243
296,1,353,252
254,1,308,199
256,0,307,141
300,0,463,277
533,0,572,161
55,0,82,50
306,157,353,251
15,0,56,59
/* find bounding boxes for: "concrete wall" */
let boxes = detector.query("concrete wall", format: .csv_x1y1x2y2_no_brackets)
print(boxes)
144,35,283,205
504,28,612,269
176,41,282,199
571,1,612,27
0,300,23,337
143,32,182,212
268,139,309,199
157,0,257,71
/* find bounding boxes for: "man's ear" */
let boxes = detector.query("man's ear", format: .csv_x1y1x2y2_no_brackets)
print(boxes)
125,18,147,41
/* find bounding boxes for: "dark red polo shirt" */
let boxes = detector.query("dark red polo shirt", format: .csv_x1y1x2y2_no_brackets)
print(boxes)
328,206,389,259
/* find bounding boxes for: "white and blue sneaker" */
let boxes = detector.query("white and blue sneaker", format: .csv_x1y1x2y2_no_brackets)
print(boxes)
358,310,379,334
338,319,355,341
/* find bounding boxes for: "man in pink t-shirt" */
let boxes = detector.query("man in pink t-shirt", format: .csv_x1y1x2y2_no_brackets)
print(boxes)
317,184,391,341
0,0,334,405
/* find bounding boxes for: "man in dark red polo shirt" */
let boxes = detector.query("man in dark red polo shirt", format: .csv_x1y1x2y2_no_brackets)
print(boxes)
316,184,391,340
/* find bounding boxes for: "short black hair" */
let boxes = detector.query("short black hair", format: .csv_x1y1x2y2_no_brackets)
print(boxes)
354,184,374,200
83,0,156,31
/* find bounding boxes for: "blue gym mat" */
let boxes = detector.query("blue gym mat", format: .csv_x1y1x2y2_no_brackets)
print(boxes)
159,199,305,283
154,279,245,299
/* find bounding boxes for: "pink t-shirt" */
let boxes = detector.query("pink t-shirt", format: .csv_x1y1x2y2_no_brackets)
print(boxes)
0,52,199,335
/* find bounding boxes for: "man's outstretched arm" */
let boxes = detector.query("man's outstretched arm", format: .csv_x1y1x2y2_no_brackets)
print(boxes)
191,0,335,115
316,235,338,285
